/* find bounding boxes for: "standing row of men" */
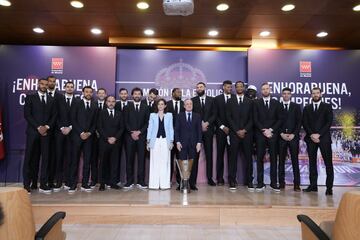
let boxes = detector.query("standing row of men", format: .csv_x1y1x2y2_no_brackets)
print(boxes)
23,76,334,196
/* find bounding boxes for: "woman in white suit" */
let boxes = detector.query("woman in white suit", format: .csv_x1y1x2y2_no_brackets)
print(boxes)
147,99,174,190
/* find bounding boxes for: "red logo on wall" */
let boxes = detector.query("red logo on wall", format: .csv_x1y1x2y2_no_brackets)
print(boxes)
300,61,311,77
51,58,64,74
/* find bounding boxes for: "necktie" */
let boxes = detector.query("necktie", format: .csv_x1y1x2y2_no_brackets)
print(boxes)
239,97,242,104
135,104,139,112
175,101,179,114
122,102,125,111
226,95,229,103
284,104,288,111
314,104,318,112
201,98,205,108
99,103,102,110
66,97,70,107
265,100,269,109
41,95,46,104
48,92,52,97
187,112,191,124
86,101,90,110
110,110,114,118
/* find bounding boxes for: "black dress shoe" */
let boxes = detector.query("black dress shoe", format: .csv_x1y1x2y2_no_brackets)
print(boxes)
110,184,120,190
24,185,31,194
229,182,236,190
99,184,105,191
302,186,318,192
217,179,225,186
294,185,301,192
325,189,333,196
208,179,216,186
30,183,38,190
190,185,198,191
279,183,286,189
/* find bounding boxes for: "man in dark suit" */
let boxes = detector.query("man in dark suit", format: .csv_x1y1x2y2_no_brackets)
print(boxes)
175,99,202,190
141,88,158,113
68,86,98,193
53,81,77,192
167,88,184,185
97,95,124,191
191,82,216,188
23,78,57,194
302,87,334,196
46,75,63,189
213,80,233,186
90,88,107,189
253,82,283,192
278,87,302,192
226,81,254,190
114,88,129,185
123,87,150,189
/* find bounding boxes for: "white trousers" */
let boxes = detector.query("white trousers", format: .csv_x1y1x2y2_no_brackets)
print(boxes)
149,137,171,189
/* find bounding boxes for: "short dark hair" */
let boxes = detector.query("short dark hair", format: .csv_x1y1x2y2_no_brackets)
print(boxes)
261,82,269,87
105,95,116,101
223,80,232,86
82,86,93,92
172,88,180,94
47,75,55,80
38,78,48,82
119,88,128,93
282,87,292,93
97,88,106,93
154,98,168,113
312,87,322,93
65,81,74,87
149,88,159,95
235,81,245,87
131,87,143,96
196,82,206,87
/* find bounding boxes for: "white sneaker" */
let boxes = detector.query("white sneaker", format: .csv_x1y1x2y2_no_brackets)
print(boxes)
63,185,71,190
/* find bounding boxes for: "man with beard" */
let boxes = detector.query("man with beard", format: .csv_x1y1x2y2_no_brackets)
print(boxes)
46,75,63,189
69,86,97,193
53,81,78,192
23,78,57,193
90,88,107,189
278,87,302,192
142,88,158,113
167,88,185,186
253,83,283,192
123,87,150,189
302,87,334,196
115,88,129,185
213,80,233,186
226,81,254,190
191,82,216,189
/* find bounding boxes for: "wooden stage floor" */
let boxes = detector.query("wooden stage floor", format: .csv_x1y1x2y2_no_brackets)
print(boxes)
27,184,358,227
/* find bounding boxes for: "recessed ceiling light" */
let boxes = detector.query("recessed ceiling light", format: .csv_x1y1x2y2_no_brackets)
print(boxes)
137,1,149,10
216,3,229,11
281,4,295,12
91,28,102,35
259,31,271,37
316,31,328,38
208,30,219,37
70,1,84,8
33,27,44,34
144,29,155,36
353,4,360,11
0,0,11,7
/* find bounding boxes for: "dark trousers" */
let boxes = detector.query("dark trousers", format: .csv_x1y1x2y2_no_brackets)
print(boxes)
125,135,146,184
90,135,100,184
306,140,333,189
69,135,93,187
54,131,72,185
99,141,119,185
193,130,214,183
216,129,230,181
170,148,181,184
279,138,300,186
23,133,49,186
229,132,253,184
116,134,126,183
47,132,56,184
256,133,278,185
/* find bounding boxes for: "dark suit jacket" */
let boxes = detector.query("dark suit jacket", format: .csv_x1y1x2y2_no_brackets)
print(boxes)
141,99,156,113
253,98,283,134
191,95,215,125
302,102,333,143
56,95,79,130
97,109,124,143
95,100,107,111
226,96,253,133
24,93,57,135
123,101,150,137
214,94,235,128
115,101,127,112
166,99,184,125
175,112,202,147
70,99,98,136
280,102,302,137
